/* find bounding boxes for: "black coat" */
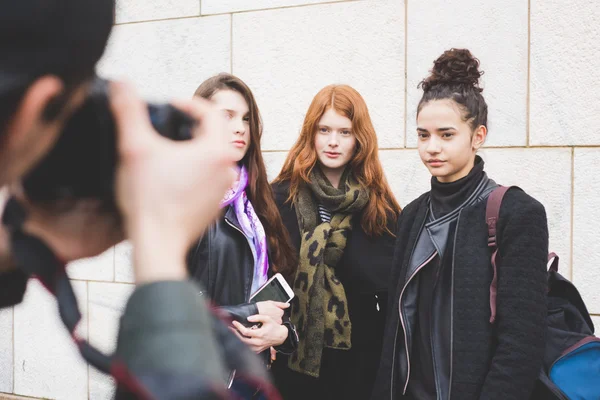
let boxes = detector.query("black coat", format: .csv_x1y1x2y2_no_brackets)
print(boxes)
187,205,257,307
372,187,548,400
271,181,397,400
186,204,297,359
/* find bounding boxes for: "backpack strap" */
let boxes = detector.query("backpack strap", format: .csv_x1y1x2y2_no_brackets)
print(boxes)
485,185,511,323
487,189,560,326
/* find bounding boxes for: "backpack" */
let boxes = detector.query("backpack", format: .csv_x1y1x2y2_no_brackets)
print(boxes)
486,186,600,400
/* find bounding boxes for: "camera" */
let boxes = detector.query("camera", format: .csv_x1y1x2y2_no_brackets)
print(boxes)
22,77,196,211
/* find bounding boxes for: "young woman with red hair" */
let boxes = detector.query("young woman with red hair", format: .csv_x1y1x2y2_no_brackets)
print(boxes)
271,84,401,399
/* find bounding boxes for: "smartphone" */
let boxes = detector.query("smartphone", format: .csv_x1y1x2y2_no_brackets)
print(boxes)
249,273,295,303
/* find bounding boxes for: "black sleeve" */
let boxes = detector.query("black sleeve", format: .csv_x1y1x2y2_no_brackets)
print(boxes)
0,269,28,308
274,311,299,355
221,303,298,354
186,235,210,284
220,303,259,327
479,190,548,400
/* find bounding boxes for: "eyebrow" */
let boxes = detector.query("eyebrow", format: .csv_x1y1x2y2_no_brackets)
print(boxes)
221,107,249,115
319,124,352,130
417,127,456,133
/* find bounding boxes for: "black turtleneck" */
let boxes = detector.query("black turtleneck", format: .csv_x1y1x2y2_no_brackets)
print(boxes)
430,156,485,218
408,156,486,400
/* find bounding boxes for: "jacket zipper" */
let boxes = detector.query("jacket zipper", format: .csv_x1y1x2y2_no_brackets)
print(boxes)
448,213,460,400
430,256,443,400
430,298,441,400
224,217,255,300
399,251,438,394
390,212,429,398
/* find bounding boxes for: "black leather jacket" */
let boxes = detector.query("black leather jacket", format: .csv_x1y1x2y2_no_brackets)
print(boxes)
396,177,497,399
188,206,257,307
187,205,297,354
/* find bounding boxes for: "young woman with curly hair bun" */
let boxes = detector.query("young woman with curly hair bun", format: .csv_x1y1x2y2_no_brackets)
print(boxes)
372,49,548,400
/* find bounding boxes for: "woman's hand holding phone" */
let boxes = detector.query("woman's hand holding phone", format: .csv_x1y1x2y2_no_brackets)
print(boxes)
230,301,289,353
231,315,288,353
256,300,289,324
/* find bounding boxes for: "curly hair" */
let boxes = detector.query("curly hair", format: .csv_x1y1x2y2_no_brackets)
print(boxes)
417,48,488,132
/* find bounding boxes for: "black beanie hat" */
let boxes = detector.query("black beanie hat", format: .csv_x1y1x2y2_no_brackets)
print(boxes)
0,0,115,94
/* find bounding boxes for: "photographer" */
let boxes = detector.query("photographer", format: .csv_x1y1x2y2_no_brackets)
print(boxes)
1,1,269,398
0,1,117,300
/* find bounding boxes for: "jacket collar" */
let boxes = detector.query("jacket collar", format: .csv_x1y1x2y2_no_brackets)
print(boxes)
224,205,242,231
427,173,497,226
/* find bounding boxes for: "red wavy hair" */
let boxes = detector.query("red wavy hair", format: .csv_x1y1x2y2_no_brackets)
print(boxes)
273,84,401,236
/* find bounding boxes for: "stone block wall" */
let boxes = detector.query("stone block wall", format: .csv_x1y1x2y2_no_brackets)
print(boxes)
1,0,598,398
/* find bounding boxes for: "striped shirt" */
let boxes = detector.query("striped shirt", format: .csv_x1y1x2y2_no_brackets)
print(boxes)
318,204,332,223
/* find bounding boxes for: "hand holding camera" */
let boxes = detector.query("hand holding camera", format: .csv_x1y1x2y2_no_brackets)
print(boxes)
5,79,237,283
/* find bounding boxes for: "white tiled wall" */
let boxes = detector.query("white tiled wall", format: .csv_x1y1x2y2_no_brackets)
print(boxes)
201,0,350,15
98,15,231,101
113,241,135,284
116,0,200,24
0,308,13,393
13,281,88,399
3,0,599,398
406,0,528,148
232,0,405,151
88,283,135,400
529,0,600,145
67,247,115,282
573,149,600,315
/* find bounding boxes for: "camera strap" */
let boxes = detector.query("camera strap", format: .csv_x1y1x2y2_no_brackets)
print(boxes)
1,197,281,400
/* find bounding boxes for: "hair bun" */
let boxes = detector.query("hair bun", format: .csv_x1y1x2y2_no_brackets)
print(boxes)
419,48,484,92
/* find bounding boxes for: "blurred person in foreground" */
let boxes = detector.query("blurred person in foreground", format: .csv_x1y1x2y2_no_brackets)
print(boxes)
0,1,270,398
